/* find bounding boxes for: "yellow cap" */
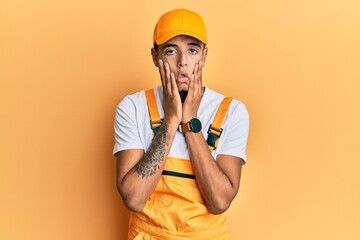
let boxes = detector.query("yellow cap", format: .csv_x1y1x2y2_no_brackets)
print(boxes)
153,9,207,45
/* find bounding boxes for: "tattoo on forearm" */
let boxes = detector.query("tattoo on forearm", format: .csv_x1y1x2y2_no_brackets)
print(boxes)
133,123,170,179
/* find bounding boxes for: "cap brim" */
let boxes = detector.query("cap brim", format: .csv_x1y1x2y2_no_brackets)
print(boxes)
155,30,208,45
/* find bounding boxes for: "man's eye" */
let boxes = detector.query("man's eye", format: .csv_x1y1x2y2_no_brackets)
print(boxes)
189,49,198,54
166,49,176,55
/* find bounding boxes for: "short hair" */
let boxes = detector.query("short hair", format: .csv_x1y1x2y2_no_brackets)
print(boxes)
153,42,159,51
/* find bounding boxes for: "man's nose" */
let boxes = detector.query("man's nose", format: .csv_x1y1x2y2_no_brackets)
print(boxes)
177,53,188,67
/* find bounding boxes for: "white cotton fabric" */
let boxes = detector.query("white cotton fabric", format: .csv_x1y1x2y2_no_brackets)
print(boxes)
113,85,249,163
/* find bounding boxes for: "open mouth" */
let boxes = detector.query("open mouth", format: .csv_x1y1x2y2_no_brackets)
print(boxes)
177,73,189,83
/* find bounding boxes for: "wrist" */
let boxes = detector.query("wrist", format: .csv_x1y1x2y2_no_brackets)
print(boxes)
163,117,181,131
178,118,202,133
182,115,197,124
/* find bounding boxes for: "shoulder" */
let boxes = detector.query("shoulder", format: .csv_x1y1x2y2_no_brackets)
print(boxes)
118,89,146,107
204,87,248,116
120,86,162,106
203,87,225,101
114,90,148,122
229,99,248,118
116,87,161,113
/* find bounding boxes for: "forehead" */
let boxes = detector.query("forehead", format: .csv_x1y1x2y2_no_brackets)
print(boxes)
160,35,204,47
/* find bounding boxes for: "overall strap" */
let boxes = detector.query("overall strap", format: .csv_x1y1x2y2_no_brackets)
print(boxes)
207,97,233,151
145,88,162,137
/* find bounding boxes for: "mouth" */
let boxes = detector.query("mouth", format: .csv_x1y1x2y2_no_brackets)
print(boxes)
177,73,189,83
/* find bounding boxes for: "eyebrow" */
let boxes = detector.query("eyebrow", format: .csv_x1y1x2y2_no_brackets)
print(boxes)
162,42,202,49
188,42,202,48
162,44,177,49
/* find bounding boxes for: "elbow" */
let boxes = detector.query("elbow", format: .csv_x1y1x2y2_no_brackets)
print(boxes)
122,196,146,212
117,183,146,212
207,199,231,215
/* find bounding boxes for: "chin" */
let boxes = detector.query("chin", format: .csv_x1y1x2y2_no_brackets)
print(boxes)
176,83,189,92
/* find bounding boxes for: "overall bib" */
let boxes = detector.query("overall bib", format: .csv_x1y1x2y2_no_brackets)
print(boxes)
128,89,232,240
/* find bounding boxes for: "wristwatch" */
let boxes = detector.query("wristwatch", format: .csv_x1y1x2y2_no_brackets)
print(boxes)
178,118,202,133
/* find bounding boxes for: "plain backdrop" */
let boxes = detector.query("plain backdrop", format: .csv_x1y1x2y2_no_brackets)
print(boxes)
1,0,359,239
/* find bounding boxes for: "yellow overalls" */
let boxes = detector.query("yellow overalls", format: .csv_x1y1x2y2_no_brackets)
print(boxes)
128,89,232,240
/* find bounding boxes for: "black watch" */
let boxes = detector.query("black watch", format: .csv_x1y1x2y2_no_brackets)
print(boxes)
178,118,202,133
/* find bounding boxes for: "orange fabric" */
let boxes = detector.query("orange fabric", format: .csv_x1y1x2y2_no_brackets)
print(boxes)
153,9,208,45
135,89,232,239
145,89,162,137
208,97,232,150
211,97,232,133
128,157,229,240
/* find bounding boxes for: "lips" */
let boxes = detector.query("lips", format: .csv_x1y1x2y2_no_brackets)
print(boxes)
177,73,189,83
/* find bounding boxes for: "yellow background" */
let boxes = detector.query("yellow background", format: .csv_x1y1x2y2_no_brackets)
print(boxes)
1,0,359,239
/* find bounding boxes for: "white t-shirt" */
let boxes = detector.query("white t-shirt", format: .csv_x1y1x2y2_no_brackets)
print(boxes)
113,85,249,163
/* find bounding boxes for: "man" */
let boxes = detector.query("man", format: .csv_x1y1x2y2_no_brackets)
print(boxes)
114,9,249,240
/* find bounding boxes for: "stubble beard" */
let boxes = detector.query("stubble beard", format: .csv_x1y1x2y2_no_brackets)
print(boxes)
179,91,188,103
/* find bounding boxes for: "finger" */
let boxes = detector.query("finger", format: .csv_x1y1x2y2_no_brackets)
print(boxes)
192,63,202,95
192,63,199,94
197,62,203,93
191,73,195,82
164,62,172,94
198,62,203,80
170,72,177,94
158,59,166,91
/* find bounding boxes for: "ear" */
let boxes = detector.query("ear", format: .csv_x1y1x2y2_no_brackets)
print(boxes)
200,47,208,67
151,48,159,67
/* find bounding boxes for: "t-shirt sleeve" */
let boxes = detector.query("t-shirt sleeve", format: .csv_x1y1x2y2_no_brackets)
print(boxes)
113,96,144,155
215,101,250,163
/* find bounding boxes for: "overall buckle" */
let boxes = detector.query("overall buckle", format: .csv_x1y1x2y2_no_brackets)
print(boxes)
207,124,223,150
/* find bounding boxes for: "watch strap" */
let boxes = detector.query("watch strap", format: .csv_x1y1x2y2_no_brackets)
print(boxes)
178,122,191,132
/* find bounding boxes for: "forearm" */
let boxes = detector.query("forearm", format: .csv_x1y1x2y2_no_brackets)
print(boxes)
119,120,177,211
185,132,237,214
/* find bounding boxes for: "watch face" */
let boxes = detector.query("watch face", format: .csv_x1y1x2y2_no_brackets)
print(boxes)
190,118,202,133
